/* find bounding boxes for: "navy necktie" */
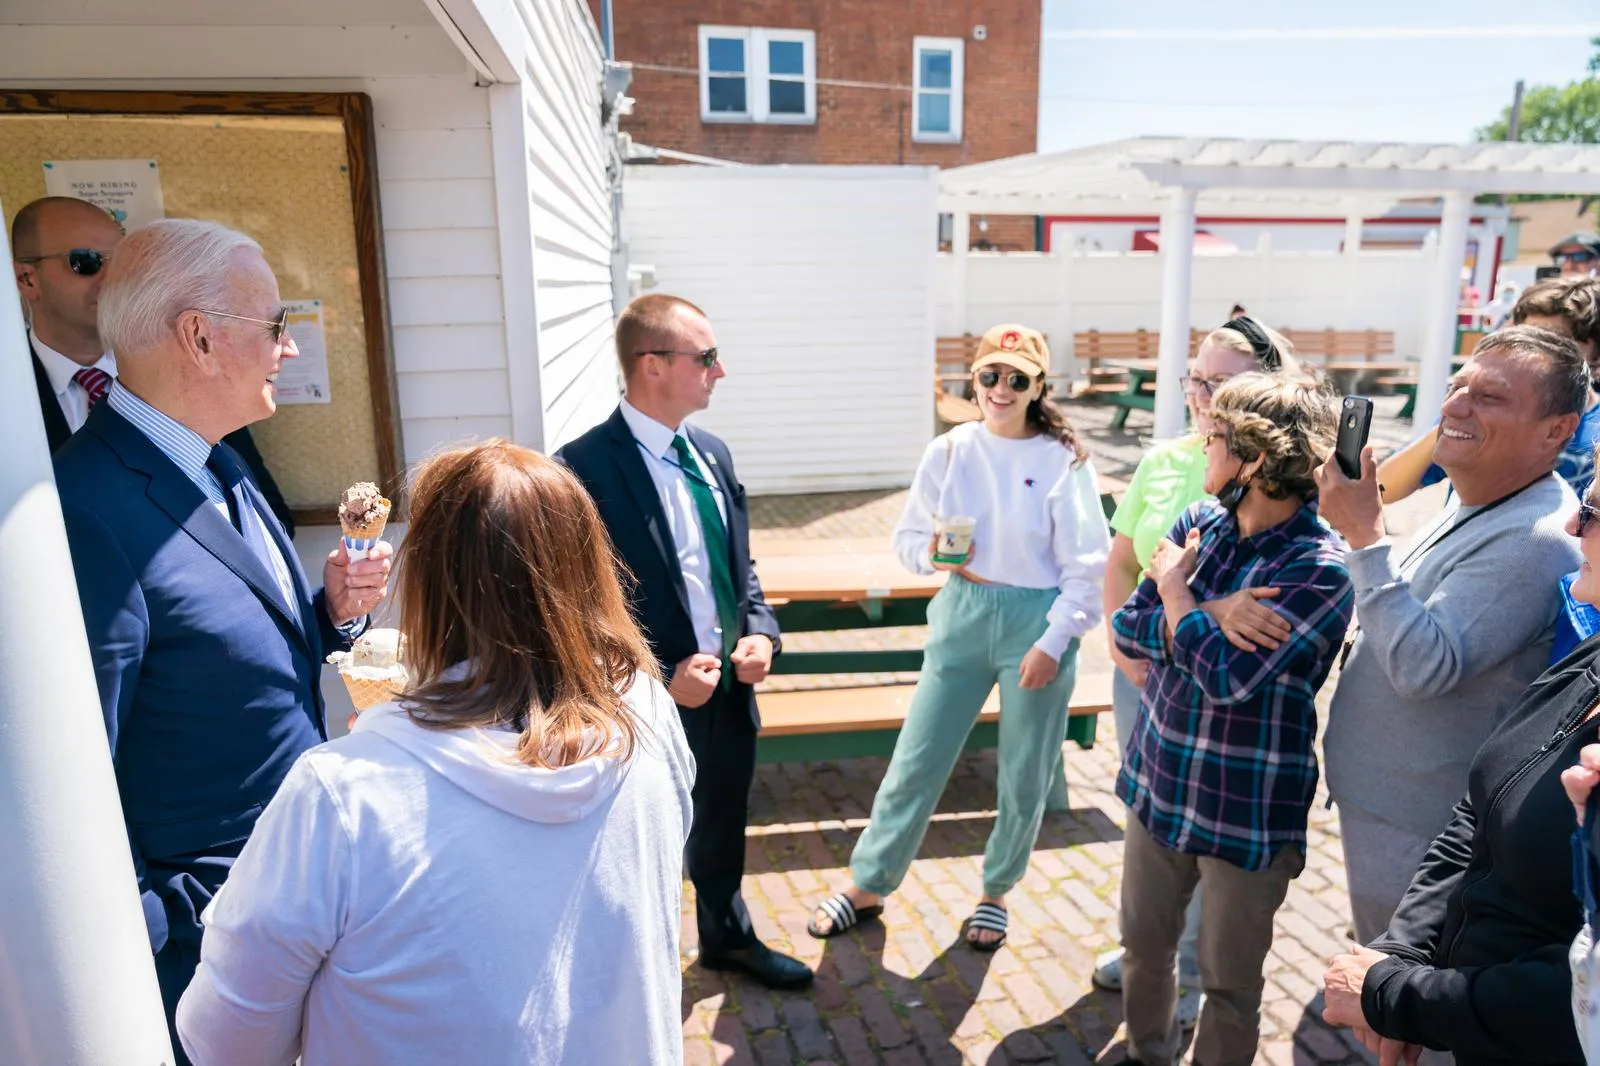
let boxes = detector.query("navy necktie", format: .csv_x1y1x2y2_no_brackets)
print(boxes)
207,445,288,614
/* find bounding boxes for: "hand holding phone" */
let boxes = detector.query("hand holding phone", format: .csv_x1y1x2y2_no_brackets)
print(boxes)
1335,397,1375,480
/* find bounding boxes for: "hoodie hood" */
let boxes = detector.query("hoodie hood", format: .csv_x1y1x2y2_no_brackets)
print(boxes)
351,672,664,824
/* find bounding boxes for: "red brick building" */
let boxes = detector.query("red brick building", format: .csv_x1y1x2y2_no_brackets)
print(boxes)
593,0,1041,249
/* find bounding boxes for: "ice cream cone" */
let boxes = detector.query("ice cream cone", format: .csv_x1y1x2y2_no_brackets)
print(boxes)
339,483,391,562
340,672,405,711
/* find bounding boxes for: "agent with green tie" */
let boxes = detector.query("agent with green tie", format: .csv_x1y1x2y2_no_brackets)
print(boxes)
555,293,811,990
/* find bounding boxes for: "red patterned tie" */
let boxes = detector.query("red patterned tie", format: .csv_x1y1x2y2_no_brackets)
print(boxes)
74,367,113,410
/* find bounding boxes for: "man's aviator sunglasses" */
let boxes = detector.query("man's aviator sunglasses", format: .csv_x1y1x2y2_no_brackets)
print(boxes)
16,248,112,277
191,307,292,344
637,347,719,368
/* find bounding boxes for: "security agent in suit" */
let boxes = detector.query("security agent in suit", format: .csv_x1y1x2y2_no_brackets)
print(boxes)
556,293,813,990
51,218,393,1064
14,195,296,534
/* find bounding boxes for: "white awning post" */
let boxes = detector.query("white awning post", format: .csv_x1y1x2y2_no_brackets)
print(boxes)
951,210,970,336
1342,211,1364,328
1154,186,1198,439
1414,191,1473,429
0,220,173,1062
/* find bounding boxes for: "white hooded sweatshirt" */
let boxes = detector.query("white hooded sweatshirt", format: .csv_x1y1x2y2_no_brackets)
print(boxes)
176,671,694,1066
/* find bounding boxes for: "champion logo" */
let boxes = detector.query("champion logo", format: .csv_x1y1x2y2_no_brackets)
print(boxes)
1024,478,1036,487
1000,330,1021,350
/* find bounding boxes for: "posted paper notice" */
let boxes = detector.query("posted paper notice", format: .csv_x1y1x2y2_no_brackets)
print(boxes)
275,300,333,405
42,159,166,231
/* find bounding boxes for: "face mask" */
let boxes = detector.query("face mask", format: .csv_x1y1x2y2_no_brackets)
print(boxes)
1216,458,1252,512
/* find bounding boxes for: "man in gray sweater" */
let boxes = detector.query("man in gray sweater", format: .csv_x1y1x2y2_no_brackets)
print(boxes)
1318,326,1588,944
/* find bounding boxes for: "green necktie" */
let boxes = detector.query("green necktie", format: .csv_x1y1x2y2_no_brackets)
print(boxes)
671,435,740,668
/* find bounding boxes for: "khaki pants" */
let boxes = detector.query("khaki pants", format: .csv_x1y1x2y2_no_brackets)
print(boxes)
1121,817,1304,1066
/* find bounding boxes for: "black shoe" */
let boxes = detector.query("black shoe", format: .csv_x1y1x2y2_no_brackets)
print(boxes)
699,940,815,989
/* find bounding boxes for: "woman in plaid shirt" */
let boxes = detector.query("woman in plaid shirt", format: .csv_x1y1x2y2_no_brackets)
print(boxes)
1111,372,1355,1066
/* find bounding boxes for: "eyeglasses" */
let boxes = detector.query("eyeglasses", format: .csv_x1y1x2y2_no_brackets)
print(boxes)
1182,374,1232,397
976,369,1034,391
638,347,719,368
15,248,111,276
1559,252,1598,265
190,307,292,344
1579,499,1600,537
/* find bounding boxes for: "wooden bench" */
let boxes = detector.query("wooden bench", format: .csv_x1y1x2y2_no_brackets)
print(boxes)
1280,328,1401,376
757,671,1113,764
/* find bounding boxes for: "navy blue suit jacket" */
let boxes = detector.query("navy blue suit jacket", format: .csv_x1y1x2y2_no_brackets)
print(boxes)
555,406,780,725
53,403,349,953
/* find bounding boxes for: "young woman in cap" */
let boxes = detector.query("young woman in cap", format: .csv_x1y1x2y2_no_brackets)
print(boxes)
806,323,1109,951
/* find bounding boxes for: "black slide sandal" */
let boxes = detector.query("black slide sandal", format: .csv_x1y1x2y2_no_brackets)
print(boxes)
963,902,1008,952
807,892,884,939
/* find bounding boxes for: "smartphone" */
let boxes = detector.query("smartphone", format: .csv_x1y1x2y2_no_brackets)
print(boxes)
1335,396,1374,479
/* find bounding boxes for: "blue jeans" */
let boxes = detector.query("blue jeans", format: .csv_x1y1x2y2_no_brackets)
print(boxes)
1114,668,1202,983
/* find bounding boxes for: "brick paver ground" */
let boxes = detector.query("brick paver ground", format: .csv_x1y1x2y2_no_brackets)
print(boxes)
684,396,1437,1065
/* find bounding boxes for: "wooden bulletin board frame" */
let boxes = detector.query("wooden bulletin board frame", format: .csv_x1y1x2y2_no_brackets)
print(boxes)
0,89,403,527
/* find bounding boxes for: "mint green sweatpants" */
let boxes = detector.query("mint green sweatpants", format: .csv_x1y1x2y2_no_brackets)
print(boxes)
850,577,1080,898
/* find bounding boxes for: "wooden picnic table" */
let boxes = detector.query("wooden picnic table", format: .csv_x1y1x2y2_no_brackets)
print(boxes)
1097,359,1160,430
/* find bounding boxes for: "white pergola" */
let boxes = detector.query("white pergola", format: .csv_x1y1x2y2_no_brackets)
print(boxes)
941,138,1600,439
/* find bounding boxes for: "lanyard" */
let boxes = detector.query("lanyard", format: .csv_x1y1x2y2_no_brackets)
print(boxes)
635,436,720,494
1391,473,1551,579
1338,472,1551,674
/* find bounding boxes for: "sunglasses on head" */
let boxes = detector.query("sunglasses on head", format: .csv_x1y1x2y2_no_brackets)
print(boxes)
17,248,110,277
976,368,1034,391
638,346,719,368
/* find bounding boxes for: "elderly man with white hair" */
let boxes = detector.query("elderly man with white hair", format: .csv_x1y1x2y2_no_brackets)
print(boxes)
51,218,393,1064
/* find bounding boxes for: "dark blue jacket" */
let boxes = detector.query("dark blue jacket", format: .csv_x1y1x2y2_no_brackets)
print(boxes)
53,403,348,953
555,406,779,725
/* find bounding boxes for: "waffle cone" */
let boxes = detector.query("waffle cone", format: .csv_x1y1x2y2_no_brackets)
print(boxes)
339,498,391,542
340,672,404,712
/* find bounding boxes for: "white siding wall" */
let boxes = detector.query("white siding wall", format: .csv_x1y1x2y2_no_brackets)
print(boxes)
625,166,939,495
372,76,515,464
508,0,620,452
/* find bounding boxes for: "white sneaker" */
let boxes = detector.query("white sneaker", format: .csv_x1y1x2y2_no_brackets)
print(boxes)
1092,949,1204,1033
1092,948,1124,991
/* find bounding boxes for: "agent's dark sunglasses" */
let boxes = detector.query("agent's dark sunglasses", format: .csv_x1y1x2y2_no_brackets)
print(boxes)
976,369,1033,391
17,248,110,276
638,347,719,368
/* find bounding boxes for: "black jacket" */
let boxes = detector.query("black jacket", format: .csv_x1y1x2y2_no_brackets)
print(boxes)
554,406,780,725
32,344,296,537
1363,638,1600,1065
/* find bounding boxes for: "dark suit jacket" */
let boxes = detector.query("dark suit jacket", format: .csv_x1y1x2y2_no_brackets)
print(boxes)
54,403,349,953
555,406,780,725
32,344,296,537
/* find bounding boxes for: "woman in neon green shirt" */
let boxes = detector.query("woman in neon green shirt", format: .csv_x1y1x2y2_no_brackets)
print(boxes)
1092,316,1297,1023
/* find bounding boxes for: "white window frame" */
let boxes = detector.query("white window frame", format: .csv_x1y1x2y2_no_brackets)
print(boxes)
912,36,964,144
699,25,816,125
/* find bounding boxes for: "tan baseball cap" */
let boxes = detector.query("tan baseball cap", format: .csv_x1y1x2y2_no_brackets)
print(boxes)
973,324,1048,379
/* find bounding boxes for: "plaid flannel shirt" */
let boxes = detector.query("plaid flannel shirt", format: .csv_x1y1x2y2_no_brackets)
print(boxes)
1112,500,1354,871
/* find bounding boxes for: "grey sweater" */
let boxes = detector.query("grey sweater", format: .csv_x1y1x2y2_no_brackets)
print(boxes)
1324,475,1581,840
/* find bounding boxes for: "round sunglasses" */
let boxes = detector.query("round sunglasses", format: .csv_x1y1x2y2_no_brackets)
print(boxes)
975,368,1034,391
17,248,112,277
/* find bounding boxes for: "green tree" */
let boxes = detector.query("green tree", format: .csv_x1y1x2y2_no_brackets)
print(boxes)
1476,38,1600,142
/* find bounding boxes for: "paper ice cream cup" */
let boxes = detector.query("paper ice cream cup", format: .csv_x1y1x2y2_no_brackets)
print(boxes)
933,515,976,565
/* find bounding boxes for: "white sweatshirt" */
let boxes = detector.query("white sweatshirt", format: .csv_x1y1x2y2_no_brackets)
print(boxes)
892,421,1111,660
176,671,694,1066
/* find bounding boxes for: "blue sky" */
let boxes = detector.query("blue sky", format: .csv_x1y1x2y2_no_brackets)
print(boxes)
1038,1,1599,150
